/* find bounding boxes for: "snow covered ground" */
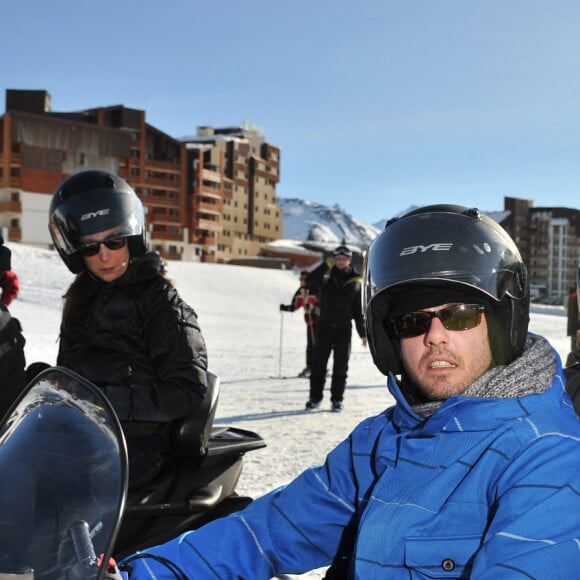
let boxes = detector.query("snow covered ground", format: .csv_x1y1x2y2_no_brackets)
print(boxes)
7,243,570,578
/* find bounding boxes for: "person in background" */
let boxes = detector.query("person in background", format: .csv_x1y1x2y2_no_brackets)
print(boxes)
0,269,20,307
304,245,367,412
279,270,319,378
0,235,26,417
123,205,580,579
48,170,208,487
565,282,579,366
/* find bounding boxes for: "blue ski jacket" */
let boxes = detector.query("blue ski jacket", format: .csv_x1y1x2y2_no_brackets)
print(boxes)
126,347,580,579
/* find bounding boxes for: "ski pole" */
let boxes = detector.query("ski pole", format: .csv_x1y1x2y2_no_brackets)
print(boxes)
278,310,284,378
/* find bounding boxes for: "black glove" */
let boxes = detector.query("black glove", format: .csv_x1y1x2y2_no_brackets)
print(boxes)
280,304,292,312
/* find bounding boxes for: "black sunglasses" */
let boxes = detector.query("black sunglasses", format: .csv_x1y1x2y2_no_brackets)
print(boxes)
78,236,127,257
390,303,485,338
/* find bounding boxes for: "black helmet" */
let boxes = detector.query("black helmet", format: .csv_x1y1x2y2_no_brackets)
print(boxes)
364,205,529,375
49,170,147,273
333,245,352,258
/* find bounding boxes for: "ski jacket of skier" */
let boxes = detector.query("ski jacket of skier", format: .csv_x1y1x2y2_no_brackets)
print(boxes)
0,270,19,307
307,258,365,337
282,286,319,326
0,240,26,416
0,303,26,416
57,251,208,484
124,335,580,579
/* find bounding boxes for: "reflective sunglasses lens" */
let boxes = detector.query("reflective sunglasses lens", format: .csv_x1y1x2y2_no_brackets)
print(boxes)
440,305,482,331
104,237,127,251
391,311,432,338
79,237,127,257
79,244,100,257
392,304,483,338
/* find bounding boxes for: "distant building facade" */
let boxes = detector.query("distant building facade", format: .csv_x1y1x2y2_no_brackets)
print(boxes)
500,196,580,301
0,89,283,263
182,123,282,263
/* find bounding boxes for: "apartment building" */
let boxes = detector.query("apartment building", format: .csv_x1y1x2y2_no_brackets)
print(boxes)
183,123,282,263
501,196,580,300
0,89,283,263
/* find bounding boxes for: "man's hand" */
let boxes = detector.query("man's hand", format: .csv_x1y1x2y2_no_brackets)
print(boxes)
362,337,368,348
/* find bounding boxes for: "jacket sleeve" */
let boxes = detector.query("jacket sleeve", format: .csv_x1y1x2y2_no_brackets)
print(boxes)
124,429,366,578
305,261,329,292
287,288,301,311
0,271,19,307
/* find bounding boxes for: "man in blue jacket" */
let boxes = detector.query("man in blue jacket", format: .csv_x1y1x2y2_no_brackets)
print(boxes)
124,205,580,579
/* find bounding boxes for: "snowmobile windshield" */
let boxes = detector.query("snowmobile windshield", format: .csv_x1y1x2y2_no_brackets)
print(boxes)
0,367,128,580
364,208,528,308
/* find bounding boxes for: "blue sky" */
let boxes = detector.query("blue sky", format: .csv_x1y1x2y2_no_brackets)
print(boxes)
3,1,580,225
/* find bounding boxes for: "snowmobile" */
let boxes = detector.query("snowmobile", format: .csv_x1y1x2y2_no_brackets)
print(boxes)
0,366,266,579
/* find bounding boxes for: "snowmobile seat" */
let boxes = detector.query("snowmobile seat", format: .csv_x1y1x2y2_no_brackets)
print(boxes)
171,370,220,459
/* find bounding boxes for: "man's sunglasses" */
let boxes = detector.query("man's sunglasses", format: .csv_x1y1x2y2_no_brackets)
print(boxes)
78,236,127,257
389,303,485,338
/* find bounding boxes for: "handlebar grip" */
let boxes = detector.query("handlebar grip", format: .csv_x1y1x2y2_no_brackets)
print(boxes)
70,520,98,566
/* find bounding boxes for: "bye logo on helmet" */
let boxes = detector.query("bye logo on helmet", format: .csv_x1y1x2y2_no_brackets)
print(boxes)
400,243,453,256
80,209,110,221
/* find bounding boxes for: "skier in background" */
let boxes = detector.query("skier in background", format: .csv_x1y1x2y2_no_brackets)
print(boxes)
305,245,367,412
0,235,26,416
279,270,319,378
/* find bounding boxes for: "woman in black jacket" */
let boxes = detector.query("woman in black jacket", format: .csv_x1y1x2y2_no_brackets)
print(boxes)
49,170,208,486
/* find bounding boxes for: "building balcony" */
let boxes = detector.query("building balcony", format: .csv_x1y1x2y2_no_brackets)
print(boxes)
144,158,181,172
7,227,21,241
194,201,222,214
0,200,22,213
143,176,181,188
201,168,221,183
198,188,222,200
150,214,181,224
195,218,222,232
151,231,183,242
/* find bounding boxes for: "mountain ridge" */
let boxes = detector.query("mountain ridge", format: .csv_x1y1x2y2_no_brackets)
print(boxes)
279,198,381,249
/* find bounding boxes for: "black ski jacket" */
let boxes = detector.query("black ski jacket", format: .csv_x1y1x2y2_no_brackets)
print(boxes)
0,304,26,416
57,252,208,427
306,260,366,338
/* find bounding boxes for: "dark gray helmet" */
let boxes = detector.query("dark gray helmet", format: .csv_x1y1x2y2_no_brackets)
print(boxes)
49,170,146,273
364,205,529,375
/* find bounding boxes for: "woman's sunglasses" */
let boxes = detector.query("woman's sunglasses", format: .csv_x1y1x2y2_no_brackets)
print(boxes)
78,236,127,257
389,303,485,338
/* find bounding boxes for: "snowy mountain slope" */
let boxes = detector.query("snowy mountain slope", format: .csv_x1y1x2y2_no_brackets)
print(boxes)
279,198,381,248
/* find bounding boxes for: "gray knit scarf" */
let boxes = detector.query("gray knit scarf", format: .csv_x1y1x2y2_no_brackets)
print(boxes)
411,334,556,418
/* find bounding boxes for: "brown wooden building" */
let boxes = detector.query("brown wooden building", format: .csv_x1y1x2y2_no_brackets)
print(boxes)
0,89,283,263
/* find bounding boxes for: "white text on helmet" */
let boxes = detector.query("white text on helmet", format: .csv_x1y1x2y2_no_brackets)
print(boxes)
80,209,111,221
400,243,453,255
